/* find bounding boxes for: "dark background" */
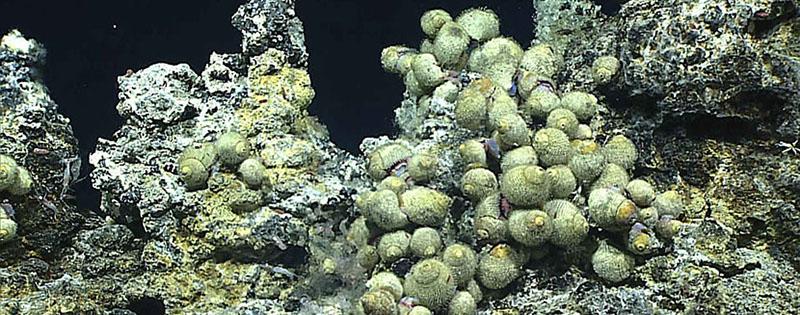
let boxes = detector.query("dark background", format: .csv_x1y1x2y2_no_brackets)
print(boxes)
0,0,617,211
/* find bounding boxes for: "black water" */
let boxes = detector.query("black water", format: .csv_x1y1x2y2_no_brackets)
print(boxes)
0,0,615,214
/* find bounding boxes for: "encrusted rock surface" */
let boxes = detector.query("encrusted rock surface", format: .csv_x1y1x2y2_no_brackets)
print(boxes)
232,0,309,68
487,220,800,314
1,0,800,314
0,30,84,265
83,1,364,312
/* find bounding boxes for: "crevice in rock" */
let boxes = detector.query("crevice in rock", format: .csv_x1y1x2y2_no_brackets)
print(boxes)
698,260,761,278
747,1,798,38
127,296,165,315
591,0,622,16
660,113,756,142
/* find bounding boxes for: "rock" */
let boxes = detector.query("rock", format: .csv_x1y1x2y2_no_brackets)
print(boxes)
3,0,800,313
0,29,84,262
232,0,309,68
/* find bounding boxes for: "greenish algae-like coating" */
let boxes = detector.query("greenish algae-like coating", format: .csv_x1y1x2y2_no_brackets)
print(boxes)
546,164,577,199
480,49,520,92
215,132,251,167
447,291,477,315
455,8,500,41
469,37,522,90
378,230,411,263
558,91,597,121
420,9,453,38
395,52,418,76
178,143,216,190
588,187,638,232
508,210,553,247
515,70,540,100
501,165,551,207
404,70,428,97
533,128,575,167
180,142,217,168
500,146,538,173
575,124,593,140
441,243,477,286
482,36,524,63
404,258,457,311
401,187,451,226
420,38,434,54
469,37,523,73
460,166,498,202
603,135,638,170
0,154,29,196
410,227,443,258
544,199,589,248
433,80,460,102
475,216,509,244
592,240,635,283
367,143,413,180
477,244,521,290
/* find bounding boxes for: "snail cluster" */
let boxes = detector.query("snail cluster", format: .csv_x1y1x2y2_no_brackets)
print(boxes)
0,154,32,243
177,132,271,212
351,141,482,315
352,6,687,315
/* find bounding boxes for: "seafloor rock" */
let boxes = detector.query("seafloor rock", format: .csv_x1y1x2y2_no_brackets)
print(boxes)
4,0,364,313
2,0,800,313
0,30,84,263
232,0,309,68
85,0,364,311
488,219,800,314
537,0,800,273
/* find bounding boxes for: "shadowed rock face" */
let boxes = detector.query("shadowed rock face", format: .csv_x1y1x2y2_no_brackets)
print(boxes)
0,30,84,264
2,0,800,313
232,0,309,68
